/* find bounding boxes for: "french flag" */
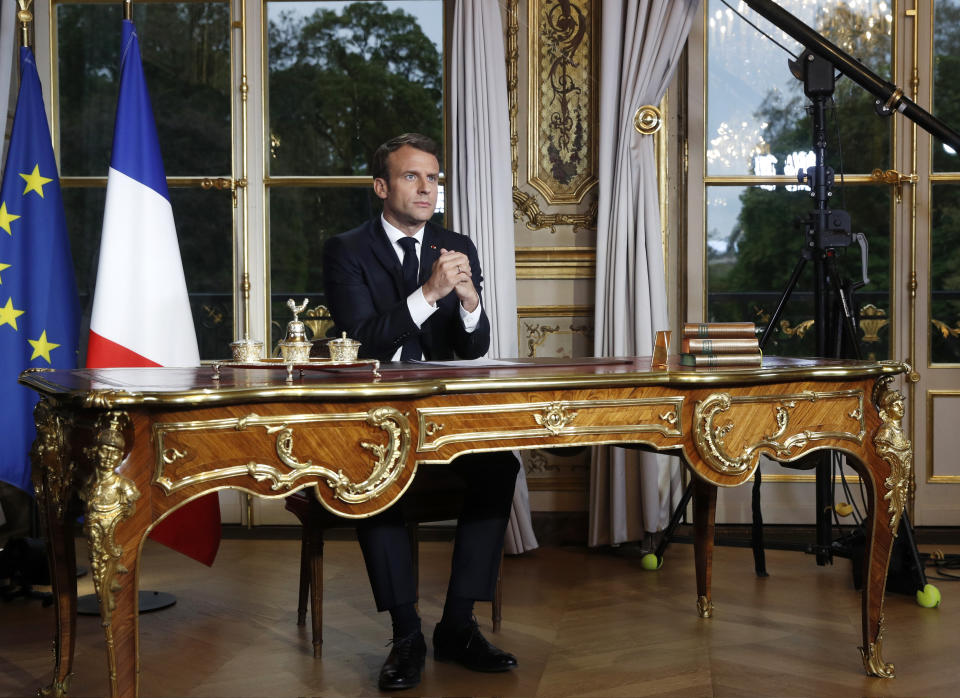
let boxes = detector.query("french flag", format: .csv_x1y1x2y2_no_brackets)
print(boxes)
87,19,221,566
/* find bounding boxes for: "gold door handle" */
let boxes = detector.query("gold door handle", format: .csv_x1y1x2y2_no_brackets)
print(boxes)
201,177,247,207
870,168,917,204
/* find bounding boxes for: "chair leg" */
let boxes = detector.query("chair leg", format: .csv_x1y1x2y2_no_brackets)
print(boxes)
296,531,309,626
492,552,503,632
407,523,419,613
306,525,324,658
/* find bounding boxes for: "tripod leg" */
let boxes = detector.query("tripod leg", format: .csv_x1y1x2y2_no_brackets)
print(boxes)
814,452,833,565
652,480,694,562
759,254,808,349
824,253,862,359
898,511,928,591
750,470,769,577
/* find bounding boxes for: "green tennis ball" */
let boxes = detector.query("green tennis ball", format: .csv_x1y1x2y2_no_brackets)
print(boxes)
916,583,941,608
641,553,661,571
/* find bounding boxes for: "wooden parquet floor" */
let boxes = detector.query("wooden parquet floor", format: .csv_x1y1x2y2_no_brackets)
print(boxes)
1,537,958,697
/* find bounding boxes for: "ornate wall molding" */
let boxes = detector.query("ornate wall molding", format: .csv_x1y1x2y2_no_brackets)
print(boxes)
513,188,598,233
527,0,598,203
515,246,595,278
507,0,598,233
517,304,593,317
523,321,593,357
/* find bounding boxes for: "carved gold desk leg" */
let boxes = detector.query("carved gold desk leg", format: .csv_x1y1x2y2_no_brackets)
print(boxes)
858,469,897,678
692,478,716,619
31,399,77,698
80,413,143,698
857,378,910,678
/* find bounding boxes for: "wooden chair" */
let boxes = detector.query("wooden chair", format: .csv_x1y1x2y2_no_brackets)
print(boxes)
285,467,503,658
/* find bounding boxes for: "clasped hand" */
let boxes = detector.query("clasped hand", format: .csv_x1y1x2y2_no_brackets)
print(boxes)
421,248,479,312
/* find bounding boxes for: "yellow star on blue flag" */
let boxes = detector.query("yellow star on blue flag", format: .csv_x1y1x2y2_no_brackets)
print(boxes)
28,330,61,363
0,47,79,493
0,201,20,234
20,164,53,198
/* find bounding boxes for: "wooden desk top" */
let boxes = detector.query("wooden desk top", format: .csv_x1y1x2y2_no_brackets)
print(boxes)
20,356,907,408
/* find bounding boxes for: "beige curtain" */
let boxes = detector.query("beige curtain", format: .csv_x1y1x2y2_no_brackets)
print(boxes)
450,0,537,554
589,0,700,547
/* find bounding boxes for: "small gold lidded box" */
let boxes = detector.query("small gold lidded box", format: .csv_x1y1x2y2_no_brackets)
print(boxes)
277,298,313,362
230,339,264,362
328,331,361,362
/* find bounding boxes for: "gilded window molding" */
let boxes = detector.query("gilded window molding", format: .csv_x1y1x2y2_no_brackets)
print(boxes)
926,391,960,483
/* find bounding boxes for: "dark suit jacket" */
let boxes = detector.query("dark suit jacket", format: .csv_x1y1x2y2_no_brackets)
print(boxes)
323,218,491,362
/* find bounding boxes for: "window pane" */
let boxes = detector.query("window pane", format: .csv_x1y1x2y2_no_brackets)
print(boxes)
62,188,233,361
269,186,377,350
706,184,892,360
62,188,107,314
930,183,960,363
170,189,235,360
933,0,960,172
706,0,892,177
57,2,231,177
267,0,444,176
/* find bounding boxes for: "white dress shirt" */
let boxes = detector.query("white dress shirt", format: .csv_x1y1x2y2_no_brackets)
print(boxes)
381,215,481,361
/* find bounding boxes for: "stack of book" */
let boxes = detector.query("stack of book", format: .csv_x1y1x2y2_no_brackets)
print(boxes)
678,322,762,367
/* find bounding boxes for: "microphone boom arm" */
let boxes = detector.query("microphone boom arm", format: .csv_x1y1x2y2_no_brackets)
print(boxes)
742,0,960,152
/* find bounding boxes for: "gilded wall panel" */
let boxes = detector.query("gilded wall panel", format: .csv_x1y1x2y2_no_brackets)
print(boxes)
509,0,598,244
928,392,960,482
518,305,593,358
527,0,598,204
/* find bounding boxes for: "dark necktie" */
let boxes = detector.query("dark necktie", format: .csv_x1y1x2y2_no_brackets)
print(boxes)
397,236,422,360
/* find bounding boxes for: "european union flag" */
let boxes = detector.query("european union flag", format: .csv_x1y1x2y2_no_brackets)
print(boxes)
0,47,80,492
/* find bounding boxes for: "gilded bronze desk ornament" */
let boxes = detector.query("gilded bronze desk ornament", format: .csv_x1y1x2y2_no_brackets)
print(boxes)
211,298,380,382
278,298,313,363
328,332,361,362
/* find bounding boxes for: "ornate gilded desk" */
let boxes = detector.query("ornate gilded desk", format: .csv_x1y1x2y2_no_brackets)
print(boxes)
21,356,911,698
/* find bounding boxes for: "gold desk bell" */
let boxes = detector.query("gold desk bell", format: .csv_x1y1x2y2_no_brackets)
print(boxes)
278,298,313,362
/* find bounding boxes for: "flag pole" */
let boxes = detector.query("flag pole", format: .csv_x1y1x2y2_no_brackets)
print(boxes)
17,0,33,49
123,0,131,21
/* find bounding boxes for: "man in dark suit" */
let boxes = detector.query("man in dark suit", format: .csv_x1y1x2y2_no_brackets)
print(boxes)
323,133,520,691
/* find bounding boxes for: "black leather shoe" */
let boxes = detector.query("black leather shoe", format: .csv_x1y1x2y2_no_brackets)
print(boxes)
433,620,518,673
378,631,426,691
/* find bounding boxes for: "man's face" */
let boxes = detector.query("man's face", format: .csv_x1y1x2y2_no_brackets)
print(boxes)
373,145,439,234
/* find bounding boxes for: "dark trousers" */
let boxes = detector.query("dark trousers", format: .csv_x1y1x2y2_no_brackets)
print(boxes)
355,451,520,611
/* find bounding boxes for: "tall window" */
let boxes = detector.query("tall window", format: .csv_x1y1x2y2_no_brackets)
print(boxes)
51,0,447,360
265,0,445,349
56,1,234,359
931,0,960,363
700,0,893,359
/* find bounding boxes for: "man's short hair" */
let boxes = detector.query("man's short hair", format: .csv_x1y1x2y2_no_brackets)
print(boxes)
371,133,440,181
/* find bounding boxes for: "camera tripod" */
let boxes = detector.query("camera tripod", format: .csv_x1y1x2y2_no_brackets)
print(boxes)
650,51,930,600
